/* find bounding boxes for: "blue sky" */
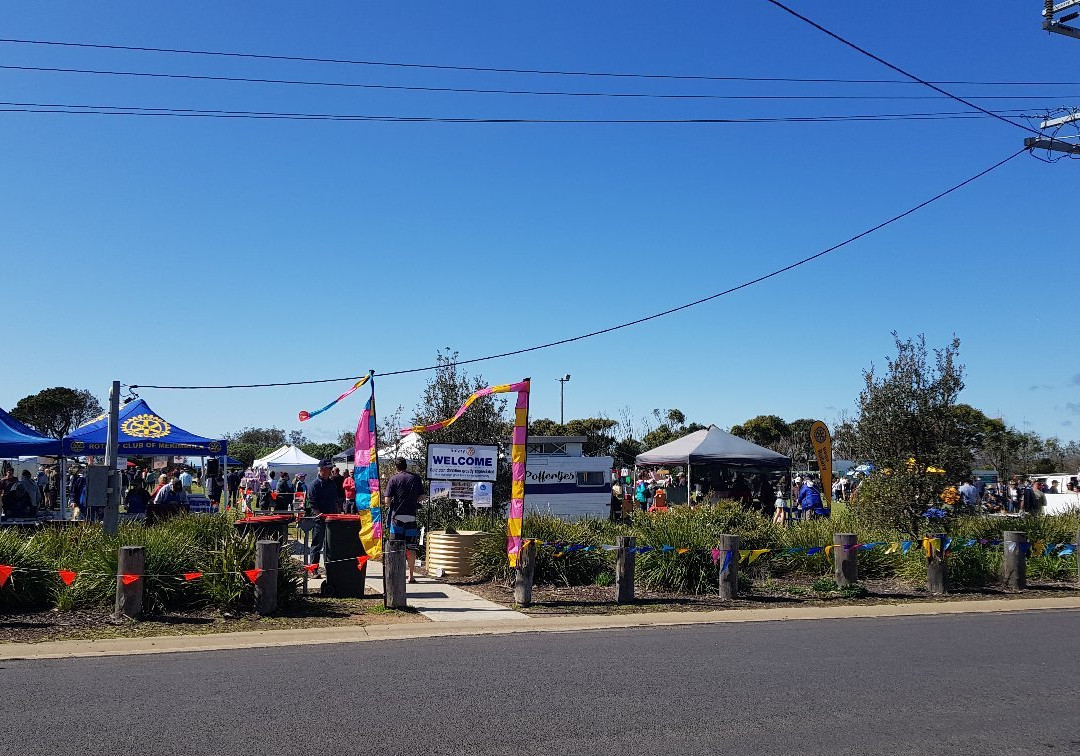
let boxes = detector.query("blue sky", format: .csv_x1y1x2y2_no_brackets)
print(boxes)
1,1,1077,445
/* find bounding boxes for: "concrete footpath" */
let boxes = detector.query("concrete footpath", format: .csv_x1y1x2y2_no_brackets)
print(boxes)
3,595,1079,662
362,557,529,623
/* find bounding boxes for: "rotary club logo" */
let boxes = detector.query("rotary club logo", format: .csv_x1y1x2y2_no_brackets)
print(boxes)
812,426,828,445
121,414,171,439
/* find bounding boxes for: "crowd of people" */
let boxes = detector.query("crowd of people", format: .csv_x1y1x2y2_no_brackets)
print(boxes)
939,475,1077,515
614,464,1078,526
614,468,835,524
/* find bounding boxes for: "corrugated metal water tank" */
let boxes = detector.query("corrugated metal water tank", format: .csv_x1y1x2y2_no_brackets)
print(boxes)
424,530,488,577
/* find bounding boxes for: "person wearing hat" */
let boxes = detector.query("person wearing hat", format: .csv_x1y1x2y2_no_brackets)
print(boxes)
305,459,342,576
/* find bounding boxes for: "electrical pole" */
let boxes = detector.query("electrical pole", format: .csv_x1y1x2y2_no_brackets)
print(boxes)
1025,3,1080,156
103,380,121,535
1044,0,1080,39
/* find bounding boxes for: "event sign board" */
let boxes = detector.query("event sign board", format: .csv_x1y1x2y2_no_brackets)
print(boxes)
429,480,477,501
472,482,493,508
426,443,498,482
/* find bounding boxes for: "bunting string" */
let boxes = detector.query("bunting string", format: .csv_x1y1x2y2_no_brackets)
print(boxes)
518,537,1080,563
0,552,375,588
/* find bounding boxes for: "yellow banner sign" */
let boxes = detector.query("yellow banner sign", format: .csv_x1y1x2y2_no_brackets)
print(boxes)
809,420,833,503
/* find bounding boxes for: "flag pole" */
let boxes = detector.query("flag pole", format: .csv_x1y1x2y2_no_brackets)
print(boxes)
369,370,384,551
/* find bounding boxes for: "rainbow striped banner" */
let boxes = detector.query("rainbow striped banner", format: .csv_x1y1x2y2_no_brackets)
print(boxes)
354,380,383,559
298,372,371,422
403,379,531,567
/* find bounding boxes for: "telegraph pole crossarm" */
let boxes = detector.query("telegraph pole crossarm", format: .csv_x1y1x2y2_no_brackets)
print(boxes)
1044,0,1080,39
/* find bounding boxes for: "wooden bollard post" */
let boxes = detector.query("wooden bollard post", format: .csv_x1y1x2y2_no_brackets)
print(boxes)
255,539,280,615
833,533,858,587
1002,531,1028,590
384,539,408,609
927,532,948,595
718,534,740,599
114,545,145,620
514,539,536,607
1076,530,1079,586
615,536,636,604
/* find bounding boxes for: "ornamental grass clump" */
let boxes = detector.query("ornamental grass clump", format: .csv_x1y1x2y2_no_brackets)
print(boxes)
471,513,612,586
0,515,301,614
632,504,781,595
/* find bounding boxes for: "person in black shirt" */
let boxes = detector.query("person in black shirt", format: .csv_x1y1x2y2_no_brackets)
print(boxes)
274,472,294,512
385,457,424,583
305,459,342,576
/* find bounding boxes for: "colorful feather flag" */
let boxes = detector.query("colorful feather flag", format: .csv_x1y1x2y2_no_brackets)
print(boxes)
354,381,383,559
298,372,371,422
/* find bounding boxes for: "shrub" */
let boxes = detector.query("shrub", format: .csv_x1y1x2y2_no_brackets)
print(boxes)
471,513,613,586
0,515,300,614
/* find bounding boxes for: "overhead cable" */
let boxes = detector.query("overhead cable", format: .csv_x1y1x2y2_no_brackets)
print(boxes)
1,37,1078,87
129,148,1026,390
2,64,1078,102
0,101,1032,123
762,0,1040,135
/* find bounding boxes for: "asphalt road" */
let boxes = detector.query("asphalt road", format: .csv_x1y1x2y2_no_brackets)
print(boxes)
4,610,1080,755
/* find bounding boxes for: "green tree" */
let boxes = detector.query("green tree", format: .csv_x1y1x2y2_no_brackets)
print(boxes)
223,427,287,468
301,442,342,462
10,387,103,438
528,416,620,458
730,414,789,449
851,333,970,536
641,408,705,451
411,350,510,504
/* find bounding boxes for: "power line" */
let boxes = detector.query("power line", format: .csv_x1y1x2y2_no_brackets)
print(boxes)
0,100,1032,123
2,36,1079,87
129,147,1026,391
2,64,1079,102
762,0,1040,136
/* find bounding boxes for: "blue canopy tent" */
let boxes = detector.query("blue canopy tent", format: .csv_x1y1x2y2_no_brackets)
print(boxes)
63,399,227,457
0,405,61,457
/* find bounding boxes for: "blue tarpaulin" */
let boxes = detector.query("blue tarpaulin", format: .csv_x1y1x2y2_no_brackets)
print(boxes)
62,399,227,457
0,405,62,457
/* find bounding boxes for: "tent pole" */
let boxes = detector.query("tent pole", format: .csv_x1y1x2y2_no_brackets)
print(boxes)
687,461,691,506
220,455,227,513
59,457,68,520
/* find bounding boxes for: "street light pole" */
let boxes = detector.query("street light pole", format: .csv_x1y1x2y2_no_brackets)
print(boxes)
557,374,571,426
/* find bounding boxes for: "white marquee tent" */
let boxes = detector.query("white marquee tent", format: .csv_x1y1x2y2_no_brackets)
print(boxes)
252,445,321,481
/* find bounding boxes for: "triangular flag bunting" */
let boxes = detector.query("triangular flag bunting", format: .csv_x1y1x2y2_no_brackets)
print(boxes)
357,556,369,570
0,564,12,587
58,569,77,586
676,548,689,554
885,542,900,554
824,545,835,557
711,548,721,565
739,550,751,563
183,572,203,581
121,574,140,586
244,568,262,583
747,549,769,565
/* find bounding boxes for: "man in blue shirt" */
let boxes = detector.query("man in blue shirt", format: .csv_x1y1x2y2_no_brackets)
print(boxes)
958,478,980,510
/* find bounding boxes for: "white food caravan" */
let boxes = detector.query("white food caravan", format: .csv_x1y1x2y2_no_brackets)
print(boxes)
524,435,613,519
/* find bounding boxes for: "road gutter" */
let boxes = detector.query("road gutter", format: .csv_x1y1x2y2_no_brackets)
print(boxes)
4,595,1079,661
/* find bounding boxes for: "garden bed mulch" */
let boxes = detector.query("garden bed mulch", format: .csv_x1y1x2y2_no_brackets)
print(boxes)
447,576,1080,615
0,595,425,645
